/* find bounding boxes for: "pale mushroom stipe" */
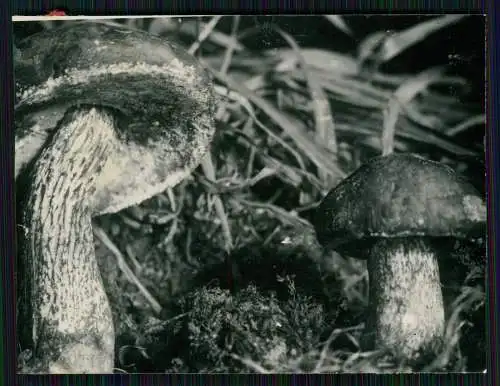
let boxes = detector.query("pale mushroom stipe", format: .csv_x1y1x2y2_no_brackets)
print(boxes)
312,153,486,364
15,21,216,374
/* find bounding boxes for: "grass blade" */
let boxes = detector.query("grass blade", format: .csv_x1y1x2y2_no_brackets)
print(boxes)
382,67,446,155
205,65,346,180
324,15,353,36
380,15,466,62
273,26,338,188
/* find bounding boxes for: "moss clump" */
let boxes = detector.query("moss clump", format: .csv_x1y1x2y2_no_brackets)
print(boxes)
129,279,332,373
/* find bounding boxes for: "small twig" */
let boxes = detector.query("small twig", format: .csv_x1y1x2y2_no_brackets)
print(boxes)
166,188,177,212
184,228,197,267
236,198,311,228
314,325,363,372
112,367,129,374
159,218,179,247
201,162,234,252
124,245,143,273
242,117,257,179
220,16,241,75
216,16,241,121
187,16,223,56
229,353,271,374
93,226,162,314
446,114,486,136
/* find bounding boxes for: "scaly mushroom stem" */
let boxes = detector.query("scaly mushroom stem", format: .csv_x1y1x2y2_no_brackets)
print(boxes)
364,237,445,363
19,108,116,373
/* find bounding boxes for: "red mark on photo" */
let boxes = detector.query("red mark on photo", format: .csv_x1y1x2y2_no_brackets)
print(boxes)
47,9,67,16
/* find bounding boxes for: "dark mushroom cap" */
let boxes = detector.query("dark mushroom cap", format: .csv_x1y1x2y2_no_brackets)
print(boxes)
15,20,216,215
313,153,486,257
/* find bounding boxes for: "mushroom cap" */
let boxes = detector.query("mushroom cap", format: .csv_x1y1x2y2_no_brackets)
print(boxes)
15,20,216,215
313,153,486,257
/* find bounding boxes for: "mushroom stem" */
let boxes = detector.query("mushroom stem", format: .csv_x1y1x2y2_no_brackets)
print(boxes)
364,237,445,363
19,108,115,373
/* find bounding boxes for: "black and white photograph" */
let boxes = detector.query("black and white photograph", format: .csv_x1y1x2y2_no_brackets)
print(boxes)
14,15,486,374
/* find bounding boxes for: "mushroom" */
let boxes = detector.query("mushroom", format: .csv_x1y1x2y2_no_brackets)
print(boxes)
312,153,486,365
15,20,215,373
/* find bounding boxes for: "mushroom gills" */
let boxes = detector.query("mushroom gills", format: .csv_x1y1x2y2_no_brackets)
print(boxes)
364,237,445,363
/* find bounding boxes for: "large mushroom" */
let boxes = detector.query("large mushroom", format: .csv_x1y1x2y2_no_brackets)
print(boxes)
15,21,215,373
312,153,486,365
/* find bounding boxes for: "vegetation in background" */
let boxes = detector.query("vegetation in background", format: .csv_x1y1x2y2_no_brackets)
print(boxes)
17,15,485,373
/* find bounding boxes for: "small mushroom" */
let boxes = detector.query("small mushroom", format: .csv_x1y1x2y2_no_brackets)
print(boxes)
312,153,486,364
15,21,215,373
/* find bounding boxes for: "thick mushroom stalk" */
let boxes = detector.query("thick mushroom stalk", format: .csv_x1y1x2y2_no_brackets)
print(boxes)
365,238,445,362
16,21,215,373
19,108,117,373
312,153,486,365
